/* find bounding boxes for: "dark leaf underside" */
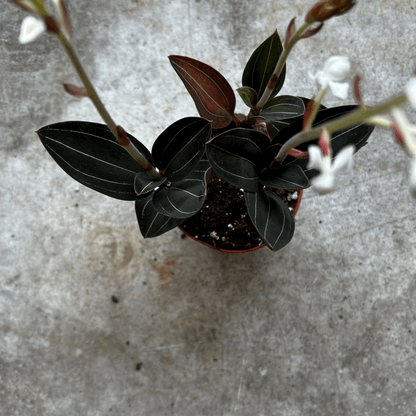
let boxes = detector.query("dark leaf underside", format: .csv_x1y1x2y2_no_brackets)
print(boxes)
169,55,236,129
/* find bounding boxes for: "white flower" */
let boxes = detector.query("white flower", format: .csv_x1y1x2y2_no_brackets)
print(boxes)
307,144,355,195
405,78,416,110
309,56,351,100
19,16,46,44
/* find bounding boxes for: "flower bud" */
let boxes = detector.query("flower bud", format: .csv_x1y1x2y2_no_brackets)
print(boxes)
305,0,356,23
44,16,60,35
317,128,331,157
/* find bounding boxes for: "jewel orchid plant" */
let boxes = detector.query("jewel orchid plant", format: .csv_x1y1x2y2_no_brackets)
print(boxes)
8,0,416,251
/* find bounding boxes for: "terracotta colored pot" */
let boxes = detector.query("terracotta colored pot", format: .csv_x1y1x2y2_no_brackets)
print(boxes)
179,189,303,254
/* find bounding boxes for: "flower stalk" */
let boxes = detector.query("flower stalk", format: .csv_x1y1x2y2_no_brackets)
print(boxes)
303,88,326,131
57,32,162,179
255,21,312,111
56,33,117,136
276,93,408,164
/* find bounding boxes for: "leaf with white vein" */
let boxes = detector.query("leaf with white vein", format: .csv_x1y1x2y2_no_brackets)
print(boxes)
135,193,184,238
260,95,305,121
242,30,286,100
260,165,309,189
236,86,258,109
37,121,152,200
152,117,211,182
169,56,236,129
245,189,295,251
151,162,210,219
270,105,375,180
134,172,166,197
206,128,270,192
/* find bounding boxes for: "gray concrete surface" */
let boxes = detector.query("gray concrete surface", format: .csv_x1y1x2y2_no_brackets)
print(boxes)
1,0,416,415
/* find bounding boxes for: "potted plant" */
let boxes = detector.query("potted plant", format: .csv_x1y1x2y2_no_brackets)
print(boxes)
9,0,416,253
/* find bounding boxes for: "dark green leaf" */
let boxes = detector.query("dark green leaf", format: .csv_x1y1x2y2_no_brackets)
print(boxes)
134,172,166,197
260,95,305,121
169,55,236,129
135,193,184,238
152,163,210,219
264,97,325,140
242,30,286,101
265,119,298,140
152,117,211,182
261,165,309,189
245,189,295,251
258,96,306,140
187,159,211,182
206,128,270,192
236,86,258,109
37,121,152,201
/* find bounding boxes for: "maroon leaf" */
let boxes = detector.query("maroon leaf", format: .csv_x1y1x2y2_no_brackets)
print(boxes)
169,55,236,129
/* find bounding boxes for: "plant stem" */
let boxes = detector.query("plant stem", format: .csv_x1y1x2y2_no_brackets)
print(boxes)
275,94,408,164
255,21,312,111
56,33,163,180
304,87,326,131
30,0,49,16
57,33,118,137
